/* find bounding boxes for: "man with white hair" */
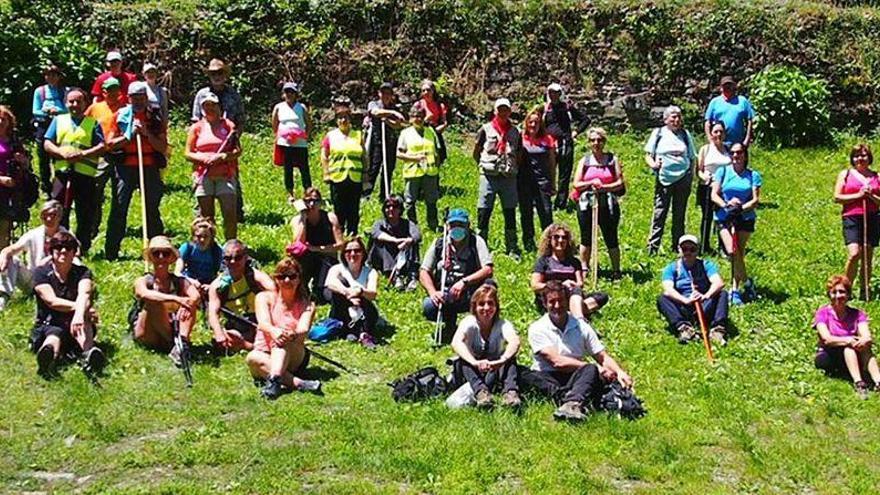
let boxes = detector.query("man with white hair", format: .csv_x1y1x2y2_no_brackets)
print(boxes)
543,83,590,209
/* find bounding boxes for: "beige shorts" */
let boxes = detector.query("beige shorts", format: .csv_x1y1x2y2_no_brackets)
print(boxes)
195,176,237,197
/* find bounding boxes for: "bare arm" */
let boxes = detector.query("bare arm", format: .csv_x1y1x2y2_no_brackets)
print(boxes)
741,186,761,212
817,322,857,348
537,346,590,373
451,324,481,366
593,350,632,388
207,281,227,340
33,283,77,313
494,322,521,364
662,279,691,305
710,179,726,208
704,273,726,299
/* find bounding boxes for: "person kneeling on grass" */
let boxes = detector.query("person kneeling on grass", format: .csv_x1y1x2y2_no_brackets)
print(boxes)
420,208,494,342
814,274,880,400
247,258,321,400
522,280,632,422
324,237,380,349
450,284,522,409
31,231,104,378
207,239,274,353
133,236,201,367
657,234,729,345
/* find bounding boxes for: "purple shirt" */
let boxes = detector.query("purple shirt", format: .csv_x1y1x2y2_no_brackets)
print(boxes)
812,304,866,340
0,138,13,204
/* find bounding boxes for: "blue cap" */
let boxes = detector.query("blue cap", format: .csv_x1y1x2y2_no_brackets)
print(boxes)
446,208,469,224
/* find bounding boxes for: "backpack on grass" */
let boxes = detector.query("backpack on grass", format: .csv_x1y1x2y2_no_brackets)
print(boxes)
389,366,448,402
597,381,646,419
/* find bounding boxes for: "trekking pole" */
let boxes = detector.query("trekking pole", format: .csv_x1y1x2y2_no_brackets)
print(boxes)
218,306,354,374
688,268,714,362
433,211,450,347
864,199,871,301
590,191,599,289
729,220,737,295
381,122,390,200
701,187,712,253
171,312,194,387
136,133,149,272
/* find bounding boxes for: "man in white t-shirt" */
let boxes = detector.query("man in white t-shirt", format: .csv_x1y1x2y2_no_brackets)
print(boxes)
524,280,633,421
0,201,67,310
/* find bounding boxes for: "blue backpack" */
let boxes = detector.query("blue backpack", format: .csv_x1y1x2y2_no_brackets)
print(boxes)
309,318,344,343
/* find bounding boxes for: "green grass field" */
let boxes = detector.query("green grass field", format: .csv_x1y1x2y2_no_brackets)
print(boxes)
1,127,878,494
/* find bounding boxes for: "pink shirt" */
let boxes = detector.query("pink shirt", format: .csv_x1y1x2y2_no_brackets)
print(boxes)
578,153,618,185
812,304,866,339
254,295,307,352
189,118,237,178
841,169,880,217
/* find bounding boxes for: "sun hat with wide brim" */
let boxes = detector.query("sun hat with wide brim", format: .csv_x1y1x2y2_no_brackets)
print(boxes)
145,235,179,263
205,58,231,75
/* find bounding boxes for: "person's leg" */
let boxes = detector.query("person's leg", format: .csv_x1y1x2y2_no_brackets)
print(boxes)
554,140,574,208
647,179,672,253
71,174,99,254
562,363,601,407
696,183,713,253
0,219,10,252
143,166,164,238
518,177,535,249
404,178,420,224
234,168,245,219
657,294,690,330
328,290,353,326
348,179,363,235
104,165,136,259
297,150,312,191
518,368,563,402
313,256,336,304
34,121,53,195
133,307,174,351
459,360,489,394
600,198,622,273
843,346,865,383
497,358,520,393
282,147,295,195
734,230,752,288
500,176,520,255
422,295,440,321
476,175,495,241
577,205,593,269
424,175,440,231
197,196,215,222
536,182,554,230
670,176,691,252
246,350,270,379
704,290,729,327
217,192,238,240
861,348,880,384
330,182,346,234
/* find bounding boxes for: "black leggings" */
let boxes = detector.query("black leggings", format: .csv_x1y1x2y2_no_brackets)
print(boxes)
577,194,620,249
281,147,311,194
330,178,363,236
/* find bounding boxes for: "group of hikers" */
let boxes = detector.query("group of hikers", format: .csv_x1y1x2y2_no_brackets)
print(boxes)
0,50,878,421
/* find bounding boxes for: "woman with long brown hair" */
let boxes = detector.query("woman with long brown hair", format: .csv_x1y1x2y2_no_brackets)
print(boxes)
518,105,557,251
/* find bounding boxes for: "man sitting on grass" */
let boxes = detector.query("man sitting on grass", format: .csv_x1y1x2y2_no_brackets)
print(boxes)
31,231,104,378
657,234,729,345
523,280,632,422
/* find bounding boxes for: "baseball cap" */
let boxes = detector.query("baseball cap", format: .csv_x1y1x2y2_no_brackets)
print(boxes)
142,62,158,73
494,98,511,110
547,83,563,92
447,208,470,224
105,51,123,62
678,234,699,247
102,77,121,90
379,82,394,92
282,82,299,93
200,92,220,105
127,81,148,96
720,76,736,86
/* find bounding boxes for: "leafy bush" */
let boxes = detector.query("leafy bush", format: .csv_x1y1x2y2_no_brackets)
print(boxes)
746,66,832,148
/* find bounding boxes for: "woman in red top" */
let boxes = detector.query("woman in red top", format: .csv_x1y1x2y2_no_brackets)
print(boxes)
247,258,321,400
517,106,557,251
419,80,448,164
185,94,241,240
571,127,625,278
833,144,880,299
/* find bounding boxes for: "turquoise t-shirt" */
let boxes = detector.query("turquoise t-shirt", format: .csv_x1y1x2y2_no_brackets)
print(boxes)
704,95,755,146
661,259,719,297
713,165,762,222
644,127,696,186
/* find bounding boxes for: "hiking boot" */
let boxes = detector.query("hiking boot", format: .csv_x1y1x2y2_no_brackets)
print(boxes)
475,389,494,410
553,401,585,422
37,345,56,377
730,290,744,306
252,377,267,388
677,324,696,344
83,347,106,375
297,379,322,395
405,278,419,292
359,332,377,350
393,277,406,291
855,380,870,400
709,326,727,346
261,375,283,400
168,343,183,368
743,279,757,301
610,270,623,281
501,390,522,409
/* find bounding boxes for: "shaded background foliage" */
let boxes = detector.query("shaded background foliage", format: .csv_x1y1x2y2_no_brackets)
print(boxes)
2,0,880,134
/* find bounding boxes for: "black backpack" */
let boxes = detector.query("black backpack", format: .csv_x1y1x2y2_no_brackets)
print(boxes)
389,366,448,402
6,147,39,223
597,381,646,419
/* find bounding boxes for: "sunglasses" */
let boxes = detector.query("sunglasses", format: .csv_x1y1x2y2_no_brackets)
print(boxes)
52,244,77,253
305,199,323,207
589,138,604,143
344,248,364,254
224,253,245,262
551,234,568,241
152,249,174,259
275,272,300,281
680,246,698,253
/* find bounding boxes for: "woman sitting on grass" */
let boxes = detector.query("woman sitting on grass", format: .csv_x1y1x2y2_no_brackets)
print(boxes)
175,217,222,293
247,258,321,400
530,223,608,319
813,274,880,400
450,284,522,410
324,237,380,349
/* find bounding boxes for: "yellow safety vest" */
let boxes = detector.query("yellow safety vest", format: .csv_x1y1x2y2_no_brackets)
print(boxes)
326,129,363,183
54,114,99,177
400,126,438,179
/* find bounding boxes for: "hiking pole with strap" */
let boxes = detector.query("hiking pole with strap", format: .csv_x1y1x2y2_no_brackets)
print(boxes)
218,306,353,374
590,191,599,289
433,209,451,347
171,312,194,387
136,133,149,272
381,122,390,200
688,266,714,362
864,199,871,301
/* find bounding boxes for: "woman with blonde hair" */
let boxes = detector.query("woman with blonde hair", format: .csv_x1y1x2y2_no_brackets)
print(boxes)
324,236,380,349
176,217,223,291
518,105,557,251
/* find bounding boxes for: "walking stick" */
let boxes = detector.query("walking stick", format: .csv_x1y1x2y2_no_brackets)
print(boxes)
433,214,450,347
136,133,149,272
381,122,390,200
688,265,714,362
701,186,713,253
864,199,871,300
590,192,599,289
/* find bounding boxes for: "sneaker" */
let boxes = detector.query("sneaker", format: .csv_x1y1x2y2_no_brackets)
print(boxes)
261,375,283,400
0,293,8,312
83,347,106,375
501,390,522,409
358,332,377,350
475,389,494,410
610,270,623,281
168,344,183,368
37,345,56,377
709,326,727,346
855,380,870,400
393,277,406,291
676,324,696,344
743,279,757,301
553,401,586,422
406,278,419,292
345,333,358,343
297,379,322,395
730,290,744,306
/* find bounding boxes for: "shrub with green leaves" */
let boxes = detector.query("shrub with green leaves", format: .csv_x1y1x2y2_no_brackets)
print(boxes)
746,66,832,148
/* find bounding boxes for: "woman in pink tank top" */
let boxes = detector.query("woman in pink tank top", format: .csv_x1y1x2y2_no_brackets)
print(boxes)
246,258,321,399
833,144,880,299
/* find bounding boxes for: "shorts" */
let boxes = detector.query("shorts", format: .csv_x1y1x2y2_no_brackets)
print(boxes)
716,217,755,233
30,323,91,354
195,175,237,197
842,214,880,247
477,174,518,210
815,347,847,376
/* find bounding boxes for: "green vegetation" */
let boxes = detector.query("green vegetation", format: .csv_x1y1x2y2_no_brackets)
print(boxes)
1,126,879,493
746,66,832,148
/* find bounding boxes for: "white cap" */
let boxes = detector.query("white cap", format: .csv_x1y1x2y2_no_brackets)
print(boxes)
200,92,220,105
494,98,511,110
127,81,148,96
106,51,123,62
142,62,158,73
547,83,563,92
678,234,699,247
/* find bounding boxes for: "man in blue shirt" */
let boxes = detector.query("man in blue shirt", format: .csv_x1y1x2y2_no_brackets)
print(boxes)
657,234,729,345
32,64,68,196
703,76,755,147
